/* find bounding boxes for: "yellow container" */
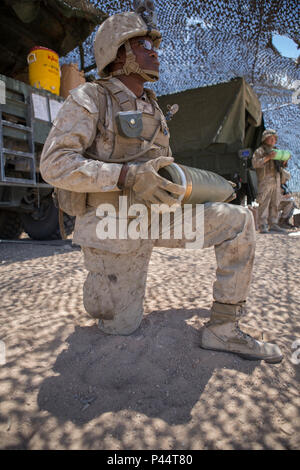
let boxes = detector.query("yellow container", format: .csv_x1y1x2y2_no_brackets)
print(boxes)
27,46,60,95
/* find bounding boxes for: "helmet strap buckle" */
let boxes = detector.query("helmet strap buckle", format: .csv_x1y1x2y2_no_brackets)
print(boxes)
113,40,159,82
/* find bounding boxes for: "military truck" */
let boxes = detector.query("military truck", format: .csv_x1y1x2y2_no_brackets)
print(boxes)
0,0,104,239
158,77,264,204
0,73,68,240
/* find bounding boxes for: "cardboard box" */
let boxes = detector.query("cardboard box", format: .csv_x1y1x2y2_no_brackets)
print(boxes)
60,63,86,99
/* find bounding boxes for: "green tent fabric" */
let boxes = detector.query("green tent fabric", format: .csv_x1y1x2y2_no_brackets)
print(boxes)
158,77,262,158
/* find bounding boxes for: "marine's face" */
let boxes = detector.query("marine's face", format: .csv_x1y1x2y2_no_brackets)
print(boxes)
264,135,277,146
129,35,160,75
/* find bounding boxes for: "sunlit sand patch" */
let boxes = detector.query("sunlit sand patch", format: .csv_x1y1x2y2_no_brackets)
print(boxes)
288,231,300,237
0,234,299,450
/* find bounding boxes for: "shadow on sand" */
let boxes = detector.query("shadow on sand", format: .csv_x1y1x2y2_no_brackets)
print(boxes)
37,307,258,426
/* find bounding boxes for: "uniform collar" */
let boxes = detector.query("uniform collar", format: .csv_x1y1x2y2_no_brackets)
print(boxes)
110,77,149,102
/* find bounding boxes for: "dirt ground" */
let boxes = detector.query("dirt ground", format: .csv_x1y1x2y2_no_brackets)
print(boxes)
0,229,299,450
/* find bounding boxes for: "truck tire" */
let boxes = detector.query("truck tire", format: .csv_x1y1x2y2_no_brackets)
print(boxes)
231,185,248,206
21,196,75,240
58,213,75,239
0,210,23,239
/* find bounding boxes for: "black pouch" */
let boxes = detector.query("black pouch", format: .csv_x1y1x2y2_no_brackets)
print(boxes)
274,160,282,173
116,111,143,138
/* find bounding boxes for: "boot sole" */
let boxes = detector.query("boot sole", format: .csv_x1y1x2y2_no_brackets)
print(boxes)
269,229,288,234
237,352,283,364
199,333,283,364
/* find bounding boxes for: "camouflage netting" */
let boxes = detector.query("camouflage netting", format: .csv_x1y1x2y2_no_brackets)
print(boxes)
62,0,300,190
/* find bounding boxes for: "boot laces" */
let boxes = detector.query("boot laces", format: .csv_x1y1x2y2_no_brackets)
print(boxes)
234,322,256,345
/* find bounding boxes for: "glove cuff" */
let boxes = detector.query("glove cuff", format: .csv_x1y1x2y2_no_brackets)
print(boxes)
117,164,130,189
123,165,138,189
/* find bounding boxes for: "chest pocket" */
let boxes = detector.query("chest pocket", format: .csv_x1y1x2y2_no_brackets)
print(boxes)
97,80,170,163
116,111,143,138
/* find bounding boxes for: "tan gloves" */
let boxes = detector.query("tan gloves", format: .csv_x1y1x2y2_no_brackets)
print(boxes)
121,157,185,207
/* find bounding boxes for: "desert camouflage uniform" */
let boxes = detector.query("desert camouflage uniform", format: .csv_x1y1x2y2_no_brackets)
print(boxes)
278,194,295,222
40,78,256,335
252,144,281,229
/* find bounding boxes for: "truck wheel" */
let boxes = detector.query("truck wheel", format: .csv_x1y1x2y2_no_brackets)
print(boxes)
21,196,75,240
0,210,23,239
59,213,76,239
231,187,247,206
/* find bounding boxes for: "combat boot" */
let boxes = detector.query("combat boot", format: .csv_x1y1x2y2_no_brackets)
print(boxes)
269,223,287,234
279,218,294,229
259,224,269,234
199,302,283,363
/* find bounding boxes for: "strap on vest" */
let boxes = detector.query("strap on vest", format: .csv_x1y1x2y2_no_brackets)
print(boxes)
85,123,161,163
94,80,163,163
58,208,67,240
111,41,159,83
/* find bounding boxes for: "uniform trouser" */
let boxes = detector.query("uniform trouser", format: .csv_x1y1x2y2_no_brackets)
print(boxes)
82,203,256,335
256,176,280,228
278,198,294,220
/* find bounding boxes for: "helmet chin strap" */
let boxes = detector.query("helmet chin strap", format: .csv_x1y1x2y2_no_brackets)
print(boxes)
111,41,159,82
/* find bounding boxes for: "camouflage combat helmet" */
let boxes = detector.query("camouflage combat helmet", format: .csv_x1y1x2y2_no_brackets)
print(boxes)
94,1,162,82
261,128,277,143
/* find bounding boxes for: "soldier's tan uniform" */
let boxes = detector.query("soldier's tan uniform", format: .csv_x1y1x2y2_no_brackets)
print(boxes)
252,144,281,229
279,197,294,220
41,77,255,333
278,193,295,225
278,169,294,227
40,6,283,363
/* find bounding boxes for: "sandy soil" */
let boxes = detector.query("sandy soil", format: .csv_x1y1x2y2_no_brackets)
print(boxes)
0,230,299,450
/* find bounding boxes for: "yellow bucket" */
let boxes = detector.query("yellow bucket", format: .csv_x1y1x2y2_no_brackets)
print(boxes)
27,46,60,95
